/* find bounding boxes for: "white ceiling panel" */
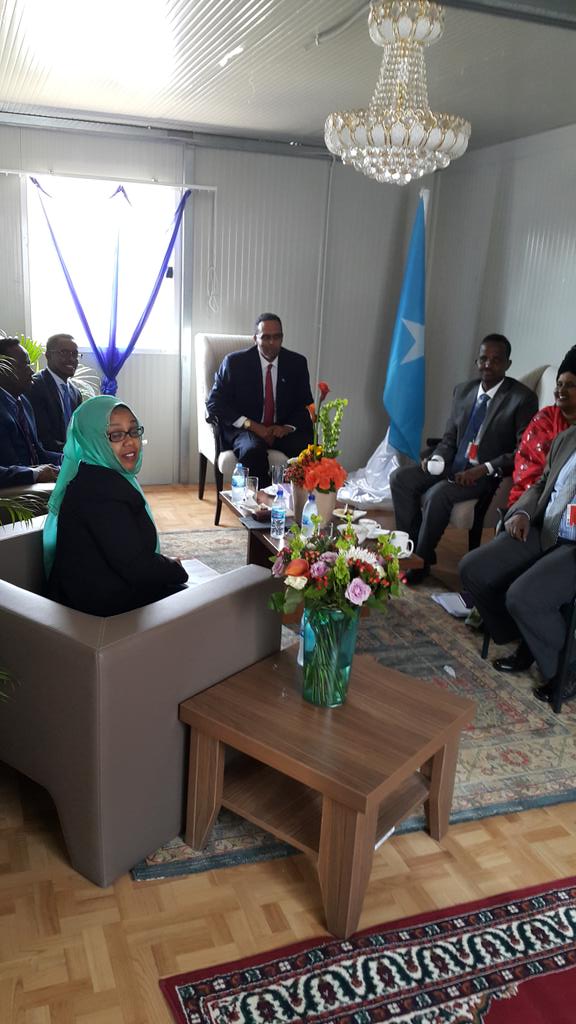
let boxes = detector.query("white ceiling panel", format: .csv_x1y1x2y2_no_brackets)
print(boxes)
0,0,575,151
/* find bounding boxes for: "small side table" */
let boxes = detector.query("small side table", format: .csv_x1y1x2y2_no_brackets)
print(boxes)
179,648,475,938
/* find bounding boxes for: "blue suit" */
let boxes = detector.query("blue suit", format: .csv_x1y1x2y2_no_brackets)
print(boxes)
206,345,314,482
0,388,63,486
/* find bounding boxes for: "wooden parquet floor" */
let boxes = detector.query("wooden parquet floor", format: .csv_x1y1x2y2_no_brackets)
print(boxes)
1,485,575,1023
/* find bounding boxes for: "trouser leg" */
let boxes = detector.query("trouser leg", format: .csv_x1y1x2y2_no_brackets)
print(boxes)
417,476,496,566
460,529,543,643
230,430,270,484
273,427,313,460
506,543,576,681
390,465,436,547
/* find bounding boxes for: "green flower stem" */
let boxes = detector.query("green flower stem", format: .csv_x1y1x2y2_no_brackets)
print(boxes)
302,608,359,707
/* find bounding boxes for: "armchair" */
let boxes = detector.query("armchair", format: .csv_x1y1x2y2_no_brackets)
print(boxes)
0,521,281,887
195,333,288,524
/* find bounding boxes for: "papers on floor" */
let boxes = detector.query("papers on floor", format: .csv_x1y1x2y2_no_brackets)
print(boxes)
430,592,474,618
181,559,219,587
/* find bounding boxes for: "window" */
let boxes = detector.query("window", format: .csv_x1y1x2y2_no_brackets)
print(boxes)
26,175,180,353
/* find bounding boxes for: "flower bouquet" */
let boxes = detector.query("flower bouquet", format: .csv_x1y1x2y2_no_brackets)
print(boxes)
284,382,348,523
270,517,403,706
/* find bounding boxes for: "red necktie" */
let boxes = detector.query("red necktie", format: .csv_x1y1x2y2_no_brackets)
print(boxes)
263,364,274,426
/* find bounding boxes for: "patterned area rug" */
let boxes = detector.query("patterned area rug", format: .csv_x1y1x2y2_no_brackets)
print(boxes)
160,875,576,1023
134,530,576,881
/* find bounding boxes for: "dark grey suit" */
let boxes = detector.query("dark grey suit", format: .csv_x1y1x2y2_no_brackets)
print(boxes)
390,376,538,565
460,426,576,681
30,369,82,452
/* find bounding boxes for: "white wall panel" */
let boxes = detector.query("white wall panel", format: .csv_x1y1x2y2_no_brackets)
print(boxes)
426,123,576,441
319,165,410,470
0,173,26,330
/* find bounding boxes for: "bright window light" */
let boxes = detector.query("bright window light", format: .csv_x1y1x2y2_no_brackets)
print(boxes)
27,176,180,354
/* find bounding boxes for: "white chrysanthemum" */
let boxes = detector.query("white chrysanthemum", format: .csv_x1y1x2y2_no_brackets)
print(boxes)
346,546,384,576
284,576,307,590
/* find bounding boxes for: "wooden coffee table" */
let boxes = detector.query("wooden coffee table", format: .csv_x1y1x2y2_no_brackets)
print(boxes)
179,648,475,938
219,489,423,571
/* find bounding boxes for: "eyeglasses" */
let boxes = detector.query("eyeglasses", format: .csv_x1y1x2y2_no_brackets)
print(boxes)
257,333,283,342
52,350,82,360
107,426,144,443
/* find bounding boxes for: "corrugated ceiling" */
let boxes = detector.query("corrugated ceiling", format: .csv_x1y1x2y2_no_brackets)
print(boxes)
0,0,575,150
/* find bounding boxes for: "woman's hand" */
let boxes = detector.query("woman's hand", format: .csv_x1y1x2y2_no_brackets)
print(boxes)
505,513,530,542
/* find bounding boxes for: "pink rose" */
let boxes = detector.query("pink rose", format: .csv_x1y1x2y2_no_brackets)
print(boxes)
345,578,372,606
310,560,328,578
272,555,286,577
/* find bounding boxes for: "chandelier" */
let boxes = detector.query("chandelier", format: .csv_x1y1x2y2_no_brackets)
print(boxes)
324,1,471,186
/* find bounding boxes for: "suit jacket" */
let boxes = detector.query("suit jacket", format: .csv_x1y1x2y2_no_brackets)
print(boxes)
206,345,314,448
47,463,188,616
434,376,538,476
0,388,63,487
506,425,576,526
30,369,82,452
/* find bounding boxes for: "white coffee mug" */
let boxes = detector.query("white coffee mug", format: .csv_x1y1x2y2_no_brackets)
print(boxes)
427,454,445,476
391,530,414,556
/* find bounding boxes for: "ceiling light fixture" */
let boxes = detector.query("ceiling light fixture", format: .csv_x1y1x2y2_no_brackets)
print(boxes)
324,1,471,186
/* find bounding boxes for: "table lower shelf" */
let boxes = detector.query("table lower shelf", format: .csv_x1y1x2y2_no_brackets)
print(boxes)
221,754,430,859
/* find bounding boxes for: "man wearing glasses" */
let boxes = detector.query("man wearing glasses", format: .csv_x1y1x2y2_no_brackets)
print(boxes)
30,333,83,451
207,313,314,486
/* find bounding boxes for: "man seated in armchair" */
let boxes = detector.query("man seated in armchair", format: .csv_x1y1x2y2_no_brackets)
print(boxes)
206,313,314,486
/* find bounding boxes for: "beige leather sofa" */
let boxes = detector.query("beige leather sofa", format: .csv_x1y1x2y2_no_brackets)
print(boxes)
0,521,281,887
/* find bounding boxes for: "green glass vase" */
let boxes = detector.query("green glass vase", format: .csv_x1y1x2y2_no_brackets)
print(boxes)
301,607,360,707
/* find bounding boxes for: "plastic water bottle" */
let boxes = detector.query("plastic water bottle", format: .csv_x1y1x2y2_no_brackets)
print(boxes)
231,463,245,503
301,492,317,538
270,486,286,542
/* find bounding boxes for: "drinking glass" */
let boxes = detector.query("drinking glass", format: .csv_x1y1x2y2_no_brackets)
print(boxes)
271,464,285,493
246,476,259,501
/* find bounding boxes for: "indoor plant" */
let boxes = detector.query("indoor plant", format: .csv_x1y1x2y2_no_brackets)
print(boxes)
284,382,348,525
270,516,402,706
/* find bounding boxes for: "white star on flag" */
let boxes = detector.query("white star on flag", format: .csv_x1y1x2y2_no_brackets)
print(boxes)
400,319,424,365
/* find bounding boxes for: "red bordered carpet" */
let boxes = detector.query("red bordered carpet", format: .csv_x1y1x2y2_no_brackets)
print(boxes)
160,876,576,1023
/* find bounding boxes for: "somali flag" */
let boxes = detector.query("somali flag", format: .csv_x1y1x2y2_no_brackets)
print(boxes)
383,193,427,462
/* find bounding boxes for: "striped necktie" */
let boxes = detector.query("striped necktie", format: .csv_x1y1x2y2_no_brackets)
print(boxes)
452,393,489,472
60,382,73,426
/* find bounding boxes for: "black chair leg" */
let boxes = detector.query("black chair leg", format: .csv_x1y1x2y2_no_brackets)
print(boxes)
481,630,490,660
198,454,208,500
214,464,224,526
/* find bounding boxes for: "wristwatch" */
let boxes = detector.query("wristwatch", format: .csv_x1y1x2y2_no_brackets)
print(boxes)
244,418,252,430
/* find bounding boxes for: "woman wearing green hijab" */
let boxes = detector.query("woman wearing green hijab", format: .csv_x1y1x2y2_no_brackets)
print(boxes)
44,396,188,615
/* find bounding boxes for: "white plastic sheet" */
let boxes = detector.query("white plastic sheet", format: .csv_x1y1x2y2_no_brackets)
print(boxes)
337,428,400,510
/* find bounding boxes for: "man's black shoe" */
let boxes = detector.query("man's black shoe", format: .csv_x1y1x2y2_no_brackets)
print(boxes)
534,675,576,705
493,641,534,673
403,566,430,585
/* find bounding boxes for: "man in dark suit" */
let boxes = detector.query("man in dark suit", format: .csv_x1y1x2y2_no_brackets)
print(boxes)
0,336,62,487
460,426,576,705
206,313,314,485
390,335,538,582
30,333,82,451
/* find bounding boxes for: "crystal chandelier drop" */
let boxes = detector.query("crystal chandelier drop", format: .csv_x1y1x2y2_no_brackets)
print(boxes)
324,1,471,186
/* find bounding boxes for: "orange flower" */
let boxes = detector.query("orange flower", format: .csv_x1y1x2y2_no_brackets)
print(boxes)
307,403,317,423
318,381,330,400
303,458,347,492
285,558,309,577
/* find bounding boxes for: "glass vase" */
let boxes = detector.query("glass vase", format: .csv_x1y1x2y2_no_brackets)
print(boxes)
301,607,360,707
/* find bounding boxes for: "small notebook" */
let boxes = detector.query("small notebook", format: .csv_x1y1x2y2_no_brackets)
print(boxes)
430,592,475,618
